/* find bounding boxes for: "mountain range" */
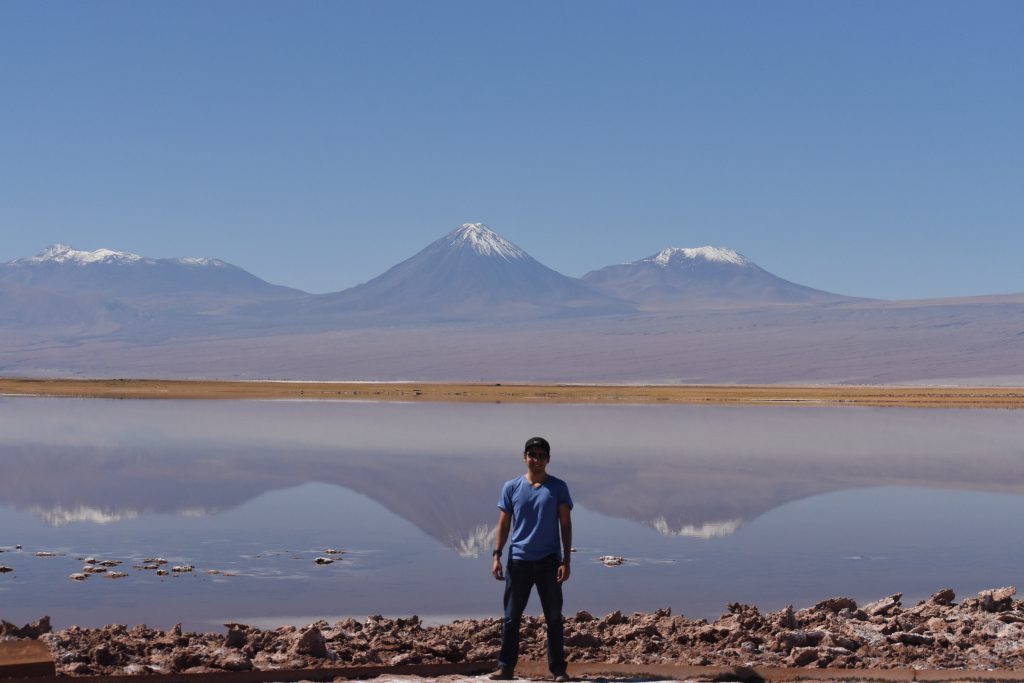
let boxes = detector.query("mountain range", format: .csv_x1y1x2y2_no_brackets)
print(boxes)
1,223,1021,384
0,224,857,329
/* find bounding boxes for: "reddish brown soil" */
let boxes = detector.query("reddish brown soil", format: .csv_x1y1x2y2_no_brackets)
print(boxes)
4,587,1024,676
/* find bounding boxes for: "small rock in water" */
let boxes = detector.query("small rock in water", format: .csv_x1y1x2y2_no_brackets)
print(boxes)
83,557,98,565
599,555,625,566
69,573,87,581
324,549,345,555
156,569,169,576
99,560,122,567
143,557,168,565
207,569,221,575
171,565,194,573
83,566,107,574
106,571,129,579
133,563,160,570
314,557,334,565
0,565,13,573
35,551,62,557
15,545,22,549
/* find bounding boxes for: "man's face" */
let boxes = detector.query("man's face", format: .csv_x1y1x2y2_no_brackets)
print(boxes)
524,449,549,475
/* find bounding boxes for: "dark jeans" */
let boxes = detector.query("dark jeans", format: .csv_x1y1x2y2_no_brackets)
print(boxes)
497,555,566,676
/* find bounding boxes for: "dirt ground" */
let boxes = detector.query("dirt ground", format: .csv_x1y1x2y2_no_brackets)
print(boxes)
2,377,1023,408
4,586,1024,677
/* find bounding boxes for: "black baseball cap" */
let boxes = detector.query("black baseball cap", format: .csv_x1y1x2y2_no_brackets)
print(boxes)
524,437,550,453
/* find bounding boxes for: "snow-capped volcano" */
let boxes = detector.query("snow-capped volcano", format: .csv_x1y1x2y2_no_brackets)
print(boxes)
649,246,750,267
446,223,527,260
286,222,633,323
583,246,853,308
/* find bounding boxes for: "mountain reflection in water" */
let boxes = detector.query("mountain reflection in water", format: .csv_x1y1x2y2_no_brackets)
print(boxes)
2,397,1024,552
2,397,1023,629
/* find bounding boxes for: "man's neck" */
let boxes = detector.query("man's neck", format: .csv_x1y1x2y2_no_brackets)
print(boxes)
524,470,548,486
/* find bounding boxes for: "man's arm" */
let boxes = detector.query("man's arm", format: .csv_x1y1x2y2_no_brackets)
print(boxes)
557,503,572,583
492,509,512,580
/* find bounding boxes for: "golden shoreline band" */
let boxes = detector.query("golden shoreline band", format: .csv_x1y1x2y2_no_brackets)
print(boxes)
1,378,1022,408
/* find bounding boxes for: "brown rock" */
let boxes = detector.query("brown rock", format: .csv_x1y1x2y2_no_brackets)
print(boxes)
981,586,1017,612
863,593,902,617
603,610,627,625
892,631,935,646
777,605,798,629
788,646,819,666
814,597,858,613
775,630,809,652
930,588,956,605
0,616,52,638
293,626,328,659
225,627,247,648
92,644,117,667
169,648,203,671
214,650,253,671
389,652,422,666
823,632,861,651
565,632,602,648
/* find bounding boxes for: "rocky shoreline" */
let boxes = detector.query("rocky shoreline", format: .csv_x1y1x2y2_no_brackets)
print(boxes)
4,587,1024,676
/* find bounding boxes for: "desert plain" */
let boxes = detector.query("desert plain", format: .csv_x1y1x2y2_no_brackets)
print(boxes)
2,378,1024,409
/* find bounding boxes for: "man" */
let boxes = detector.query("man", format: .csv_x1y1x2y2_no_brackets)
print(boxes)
491,436,573,681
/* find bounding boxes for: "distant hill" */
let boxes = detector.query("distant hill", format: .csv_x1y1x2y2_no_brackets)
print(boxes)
0,244,307,332
1,244,305,306
583,247,856,308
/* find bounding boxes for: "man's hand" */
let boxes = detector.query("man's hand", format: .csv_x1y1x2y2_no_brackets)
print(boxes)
557,562,570,583
492,556,504,581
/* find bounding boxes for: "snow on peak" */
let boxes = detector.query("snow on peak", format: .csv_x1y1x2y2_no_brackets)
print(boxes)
14,245,229,268
21,243,146,265
446,223,527,260
175,257,226,267
648,246,750,267
650,516,743,539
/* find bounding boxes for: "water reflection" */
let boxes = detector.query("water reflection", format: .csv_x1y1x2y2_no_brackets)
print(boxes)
1,397,1023,628
3,398,1024,551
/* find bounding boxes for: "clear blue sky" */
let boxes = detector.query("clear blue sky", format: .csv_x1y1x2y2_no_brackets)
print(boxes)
1,1,1021,299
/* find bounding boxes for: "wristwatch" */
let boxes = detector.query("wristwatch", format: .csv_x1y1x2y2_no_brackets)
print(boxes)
492,549,502,558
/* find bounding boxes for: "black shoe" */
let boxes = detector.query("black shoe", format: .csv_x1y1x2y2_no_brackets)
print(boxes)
553,674,570,682
490,669,514,680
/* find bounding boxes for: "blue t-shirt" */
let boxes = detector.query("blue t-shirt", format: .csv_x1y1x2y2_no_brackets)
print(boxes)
498,475,573,561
